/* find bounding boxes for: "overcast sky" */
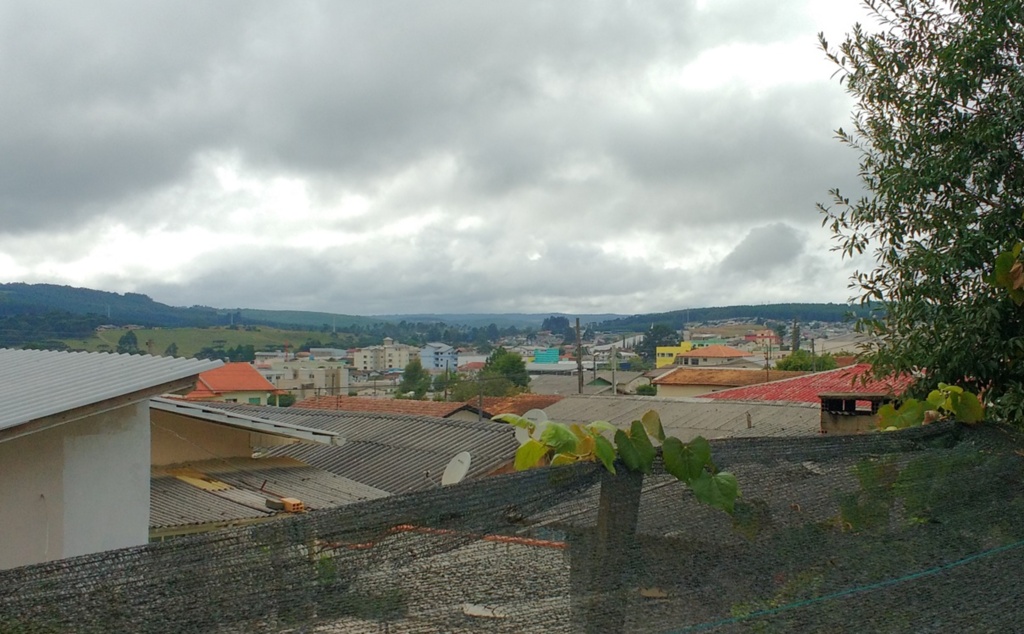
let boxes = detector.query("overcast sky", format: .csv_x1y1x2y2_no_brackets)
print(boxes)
0,0,878,316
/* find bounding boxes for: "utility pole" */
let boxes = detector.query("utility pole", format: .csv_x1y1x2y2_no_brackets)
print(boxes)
575,318,584,394
611,345,617,396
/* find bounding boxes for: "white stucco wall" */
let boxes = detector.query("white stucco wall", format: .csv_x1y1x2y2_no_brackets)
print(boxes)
0,402,150,570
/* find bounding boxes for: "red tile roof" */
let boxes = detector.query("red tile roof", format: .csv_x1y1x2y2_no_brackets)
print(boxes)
653,368,807,387
294,396,471,418
678,344,749,358
476,394,564,417
701,364,912,403
185,363,280,400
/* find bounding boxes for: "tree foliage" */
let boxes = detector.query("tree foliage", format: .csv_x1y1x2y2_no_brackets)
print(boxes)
635,324,679,362
635,383,658,396
398,357,431,399
116,330,139,354
819,0,1024,420
775,349,838,372
484,347,529,389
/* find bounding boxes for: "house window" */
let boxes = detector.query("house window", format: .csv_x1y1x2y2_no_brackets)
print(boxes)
248,397,261,405
692,359,699,366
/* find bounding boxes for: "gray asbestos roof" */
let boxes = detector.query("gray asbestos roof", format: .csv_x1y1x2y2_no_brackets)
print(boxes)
542,395,821,441
150,457,387,530
0,348,221,434
197,403,520,494
151,397,342,445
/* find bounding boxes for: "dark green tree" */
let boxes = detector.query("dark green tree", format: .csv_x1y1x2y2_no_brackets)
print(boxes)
635,383,658,396
634,324,679,362
775,350,838,372
116,330,139,354
484,347,529,389
791,319,801,352
820,1,1024,419
449,375,514,401
164,342,179,357
398,357,431,399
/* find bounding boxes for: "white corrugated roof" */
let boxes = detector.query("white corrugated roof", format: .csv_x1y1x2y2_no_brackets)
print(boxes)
0,348,222,433
150,397,343,446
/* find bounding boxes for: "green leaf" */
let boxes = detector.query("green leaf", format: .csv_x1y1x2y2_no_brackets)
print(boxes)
492,413,534,433
585,420,617,434
662,436,708,483
690,471,739,514
514,439,549,471
877,398,926,429
641,410,666,442
629,420,656,474
614,429,642,472
926,390,945,410
540,423,578,455
953,391,985,424
593,435,617,474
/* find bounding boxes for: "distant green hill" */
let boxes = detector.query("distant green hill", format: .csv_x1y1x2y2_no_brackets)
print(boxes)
594,303,875,333
373,313,624,329
0,283,384,330
235,308,383,330
0,283,223,326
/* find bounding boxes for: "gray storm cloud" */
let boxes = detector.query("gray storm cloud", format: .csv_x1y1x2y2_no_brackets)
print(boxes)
0,0,868,314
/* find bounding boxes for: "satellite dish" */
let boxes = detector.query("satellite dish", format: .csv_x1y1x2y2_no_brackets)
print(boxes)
441,451,472,485
514,426,531,445
520,409,549,442
524,409,548,424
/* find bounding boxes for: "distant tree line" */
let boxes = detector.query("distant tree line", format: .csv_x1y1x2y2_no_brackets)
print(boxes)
597,303,878,333
0,311,105,349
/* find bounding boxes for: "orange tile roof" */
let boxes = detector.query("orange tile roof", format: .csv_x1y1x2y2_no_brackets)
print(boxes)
475,394,564,417
702,364,913,403
185,363,280,400
653,368,808,387
294,396,471,418
678,344,750,358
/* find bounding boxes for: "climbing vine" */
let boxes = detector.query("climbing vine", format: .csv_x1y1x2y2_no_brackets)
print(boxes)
877,383,984,430
494,410,738,514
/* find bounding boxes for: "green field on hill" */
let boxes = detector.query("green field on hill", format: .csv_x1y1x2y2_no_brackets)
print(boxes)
64,326,351,358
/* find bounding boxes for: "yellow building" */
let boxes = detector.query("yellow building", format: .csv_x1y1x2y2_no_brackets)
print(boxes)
655,342,694,368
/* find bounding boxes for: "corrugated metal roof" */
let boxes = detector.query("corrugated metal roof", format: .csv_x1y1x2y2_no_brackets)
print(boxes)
198,403,519,494
0,348,221,433
150,457,388,530
542,395,820,441
294,395,474,418
150,397,342,445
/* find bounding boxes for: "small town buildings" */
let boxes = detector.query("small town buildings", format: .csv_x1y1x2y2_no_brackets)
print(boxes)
655,343,695,368
420,342,458,371
184,362,282,405
352,337,416,372
256,358,349,401
675,344,750,367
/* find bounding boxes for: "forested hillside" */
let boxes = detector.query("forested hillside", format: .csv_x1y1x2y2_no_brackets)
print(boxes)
595,303,874,332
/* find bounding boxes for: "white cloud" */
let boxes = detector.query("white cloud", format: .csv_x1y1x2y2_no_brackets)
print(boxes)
0,0,873,314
